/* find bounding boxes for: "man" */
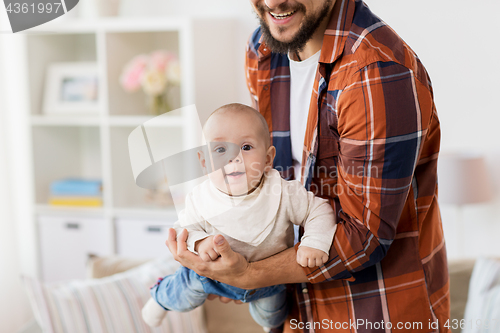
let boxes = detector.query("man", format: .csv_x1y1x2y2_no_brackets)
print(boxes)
167,0,450,331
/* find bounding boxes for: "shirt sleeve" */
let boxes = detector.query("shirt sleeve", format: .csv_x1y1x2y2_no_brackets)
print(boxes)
173,192,210,253
284,180,337,255
245,31,260,110
302,62,435,283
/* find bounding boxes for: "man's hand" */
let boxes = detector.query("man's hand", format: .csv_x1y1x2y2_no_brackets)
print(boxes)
296,246,328,268
166,228,252,288
194,236,220,262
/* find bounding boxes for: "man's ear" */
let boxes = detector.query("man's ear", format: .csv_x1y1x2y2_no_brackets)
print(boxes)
265,145,276,169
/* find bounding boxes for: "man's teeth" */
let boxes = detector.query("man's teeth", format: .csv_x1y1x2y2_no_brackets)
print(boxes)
270,10,296,19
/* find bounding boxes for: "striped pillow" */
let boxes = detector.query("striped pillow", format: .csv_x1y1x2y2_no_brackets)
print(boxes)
22,257,207,333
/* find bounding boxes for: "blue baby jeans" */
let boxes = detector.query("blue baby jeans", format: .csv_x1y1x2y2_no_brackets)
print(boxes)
150,266,288,328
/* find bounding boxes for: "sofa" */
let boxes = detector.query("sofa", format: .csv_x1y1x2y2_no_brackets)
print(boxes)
18,257,485,333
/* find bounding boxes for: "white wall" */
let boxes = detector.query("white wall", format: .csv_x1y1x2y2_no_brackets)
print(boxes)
367,0,500,152
0,11,33,333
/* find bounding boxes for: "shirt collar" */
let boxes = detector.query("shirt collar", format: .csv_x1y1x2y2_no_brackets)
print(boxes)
257,35,272,60
319,0,355,64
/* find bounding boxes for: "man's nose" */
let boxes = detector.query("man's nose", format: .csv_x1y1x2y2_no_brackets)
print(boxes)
264,0,288,10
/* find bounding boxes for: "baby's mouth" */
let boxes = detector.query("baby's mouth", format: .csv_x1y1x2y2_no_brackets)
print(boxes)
226,171,245,177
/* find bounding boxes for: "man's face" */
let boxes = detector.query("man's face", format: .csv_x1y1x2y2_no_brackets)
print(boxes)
250,0,334,54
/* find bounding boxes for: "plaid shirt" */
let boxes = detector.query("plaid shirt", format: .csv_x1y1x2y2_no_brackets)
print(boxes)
245,0,450,332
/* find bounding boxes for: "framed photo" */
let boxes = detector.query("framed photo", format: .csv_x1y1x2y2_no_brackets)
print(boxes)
43,62,99,114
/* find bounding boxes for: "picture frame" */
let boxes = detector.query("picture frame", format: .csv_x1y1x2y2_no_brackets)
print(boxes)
43,62,100,114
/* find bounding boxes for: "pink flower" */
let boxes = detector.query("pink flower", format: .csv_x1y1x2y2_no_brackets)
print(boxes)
141,68,167,96
150,51,176,73
120,55,149,92
165,59,181,86
120,50,181,96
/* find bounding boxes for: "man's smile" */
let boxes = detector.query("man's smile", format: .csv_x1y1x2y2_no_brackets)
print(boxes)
269,10,296,20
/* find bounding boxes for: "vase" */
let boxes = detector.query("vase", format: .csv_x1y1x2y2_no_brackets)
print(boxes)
148,93,171,116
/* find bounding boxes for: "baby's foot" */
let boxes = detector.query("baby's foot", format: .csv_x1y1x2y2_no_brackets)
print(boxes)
142,298,167,327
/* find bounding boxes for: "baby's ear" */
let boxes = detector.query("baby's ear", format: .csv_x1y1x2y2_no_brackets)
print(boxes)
266,145,276,169
197,150,207,174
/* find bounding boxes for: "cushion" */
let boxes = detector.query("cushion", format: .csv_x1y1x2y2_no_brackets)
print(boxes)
86,255,151,279
22,257,207,333
448,259,476,324
462,257,500,333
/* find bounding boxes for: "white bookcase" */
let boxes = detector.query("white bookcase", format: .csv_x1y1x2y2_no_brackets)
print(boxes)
21,17,242,282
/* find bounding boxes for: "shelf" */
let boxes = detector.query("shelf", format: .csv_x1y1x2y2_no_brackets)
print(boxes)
35,204,178,220
32,126,102,205
21,17,244,281
108,115,184,127
35,204,107,217
36,17,191,33
26,33,97,116
31,115,101,126
30,115,185,127
109,125,183,208
105,30,181,116
112,207,178,220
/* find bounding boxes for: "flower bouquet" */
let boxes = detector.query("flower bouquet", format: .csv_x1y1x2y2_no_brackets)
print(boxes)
120,50,180,115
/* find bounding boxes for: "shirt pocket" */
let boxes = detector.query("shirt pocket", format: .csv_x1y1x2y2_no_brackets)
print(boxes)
312,134,340,200
338,137,386,181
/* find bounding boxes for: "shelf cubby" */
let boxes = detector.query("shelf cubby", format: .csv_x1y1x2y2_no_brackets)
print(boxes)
105,30,181,116
32,126,102,205
26,33,98,116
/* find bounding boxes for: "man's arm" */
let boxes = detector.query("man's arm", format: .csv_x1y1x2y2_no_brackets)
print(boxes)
298,61,436,283
166,228,308,289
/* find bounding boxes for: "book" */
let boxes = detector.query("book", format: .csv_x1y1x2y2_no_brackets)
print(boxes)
50,179,102,196
49,196,103,207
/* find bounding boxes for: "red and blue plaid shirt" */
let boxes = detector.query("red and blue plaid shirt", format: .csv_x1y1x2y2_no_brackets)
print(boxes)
245,0,450,332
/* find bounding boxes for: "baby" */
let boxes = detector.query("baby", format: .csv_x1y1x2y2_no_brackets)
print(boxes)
142,103,337,329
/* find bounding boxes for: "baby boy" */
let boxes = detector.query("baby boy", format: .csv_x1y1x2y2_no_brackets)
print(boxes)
142,103,337,329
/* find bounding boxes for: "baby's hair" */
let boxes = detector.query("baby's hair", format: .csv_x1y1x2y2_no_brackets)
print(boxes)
205,103,271,147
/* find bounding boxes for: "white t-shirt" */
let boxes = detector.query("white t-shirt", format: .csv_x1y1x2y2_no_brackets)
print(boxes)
288,50,321,180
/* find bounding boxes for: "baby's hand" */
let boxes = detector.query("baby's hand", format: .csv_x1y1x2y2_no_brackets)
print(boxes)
296,246,328,268
194,236,220,262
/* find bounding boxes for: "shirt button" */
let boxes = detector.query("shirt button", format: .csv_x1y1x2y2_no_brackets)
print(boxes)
263,85,269,91
302,288,308,294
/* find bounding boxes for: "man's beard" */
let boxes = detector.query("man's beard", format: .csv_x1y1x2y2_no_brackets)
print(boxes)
255,0,333,54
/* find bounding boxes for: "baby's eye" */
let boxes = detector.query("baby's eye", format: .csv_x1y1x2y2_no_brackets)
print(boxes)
214,146,226,154
241,144,252,151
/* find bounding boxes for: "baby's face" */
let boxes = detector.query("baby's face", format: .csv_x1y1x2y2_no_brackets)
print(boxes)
201,111,274,196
